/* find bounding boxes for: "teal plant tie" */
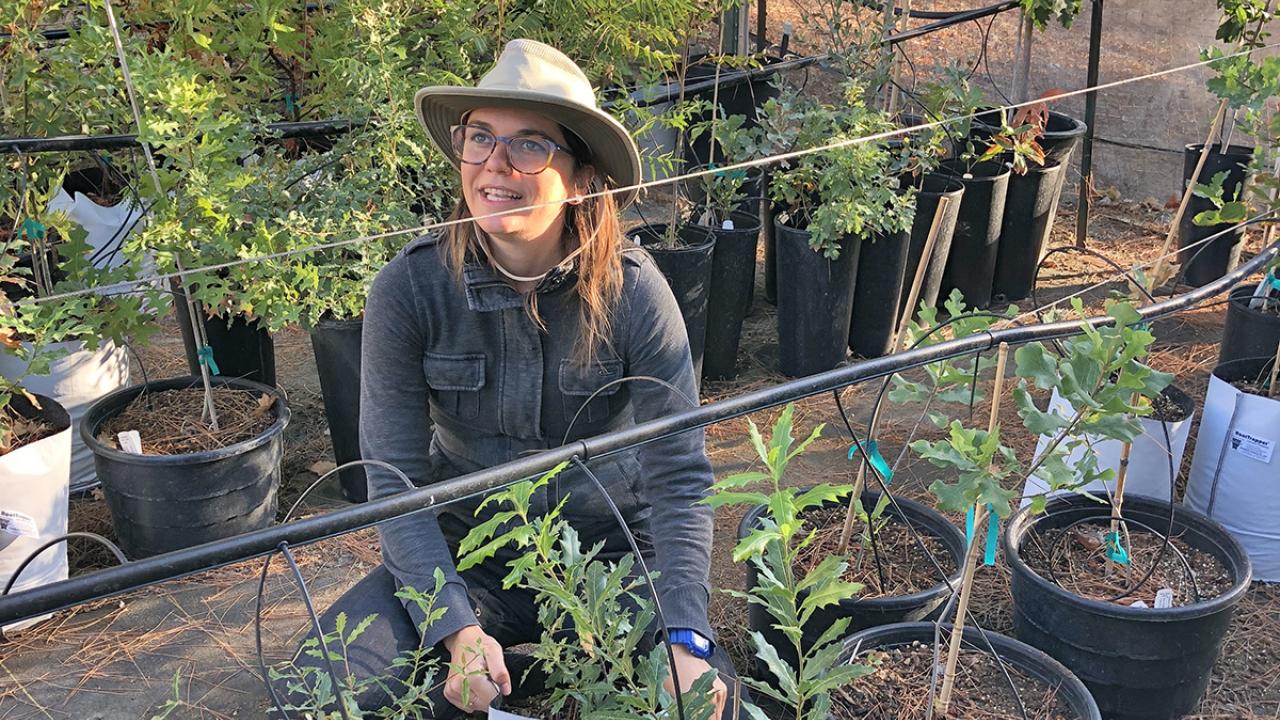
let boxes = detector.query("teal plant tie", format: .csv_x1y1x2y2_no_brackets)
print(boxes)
1104,530,1130,565
1269,272,1280,292
965,504,999,566
18,218,45,240
848,439,892,485
965,506,975,546
197,345,220,375
284,93,296,114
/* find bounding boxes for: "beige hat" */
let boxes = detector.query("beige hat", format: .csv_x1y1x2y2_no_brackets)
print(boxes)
416,39,642,208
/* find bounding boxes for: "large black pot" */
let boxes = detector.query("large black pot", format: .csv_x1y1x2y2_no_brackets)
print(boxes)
938,160,1011,309
701,210,763,381
842,622,1102,719
1178,143,1255,287
81,376,290,559
739,492,966,677
993,158,1067,303
1219,283,1280,365
1005,493,1252,720
310,316,366,502
971,108,1088,165
849,227,911,359
773,218,860,377
633,224,717,381
177,304,277,387
899,174,965,317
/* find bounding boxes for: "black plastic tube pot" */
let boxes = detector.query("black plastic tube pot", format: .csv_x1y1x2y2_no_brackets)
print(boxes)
739,492,966,677
993,158,1067,303
1004,493,1252,720
683,54,783,169
310,317,366,502
702,210,763,381
850,227,912,358
971,108,1088,165
177,306,278,387
81,376,291,559
632,224,717,381
774,218,860,377
1178,144,1255,287
1219,283,1280,365
938,160,1011,309
842,622,1102,719
899,174,964,317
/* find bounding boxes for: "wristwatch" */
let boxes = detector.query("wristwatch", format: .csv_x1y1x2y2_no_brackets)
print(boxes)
666,628,714,659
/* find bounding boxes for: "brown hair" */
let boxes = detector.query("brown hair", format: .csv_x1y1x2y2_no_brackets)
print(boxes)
442,133,625,366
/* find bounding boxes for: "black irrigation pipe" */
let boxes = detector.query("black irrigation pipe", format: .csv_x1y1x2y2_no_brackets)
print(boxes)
2,238,1275,628
1,1,1020,156
855,0,1020,20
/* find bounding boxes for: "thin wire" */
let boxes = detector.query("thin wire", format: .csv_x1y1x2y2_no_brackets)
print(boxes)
14,38,1280,309
570,456,688,720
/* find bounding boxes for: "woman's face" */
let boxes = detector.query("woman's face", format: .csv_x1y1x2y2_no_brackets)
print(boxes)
459,107,592,246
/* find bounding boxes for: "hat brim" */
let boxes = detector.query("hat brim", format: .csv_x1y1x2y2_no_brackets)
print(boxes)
415,86,642,209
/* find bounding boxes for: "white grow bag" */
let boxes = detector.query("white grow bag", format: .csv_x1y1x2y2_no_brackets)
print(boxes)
1186,359,1280,581
1022,386,1195,506
0,400,71,634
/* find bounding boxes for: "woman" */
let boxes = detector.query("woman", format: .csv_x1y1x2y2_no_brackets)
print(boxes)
286,39,739,718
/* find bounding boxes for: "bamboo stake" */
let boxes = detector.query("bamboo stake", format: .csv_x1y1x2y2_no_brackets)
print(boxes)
937,342,1009,716
836,195,953,554
1109,441,1133,537
1269,340,1280,399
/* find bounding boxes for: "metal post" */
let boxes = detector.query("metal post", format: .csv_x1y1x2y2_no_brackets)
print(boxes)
1075,0,1104,248
757,0,767,52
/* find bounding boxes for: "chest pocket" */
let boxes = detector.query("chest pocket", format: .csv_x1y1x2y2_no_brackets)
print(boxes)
423,352,485,419
559,357,625,431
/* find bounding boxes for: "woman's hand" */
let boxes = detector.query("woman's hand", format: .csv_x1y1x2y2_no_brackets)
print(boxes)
443,625,511,713
664,645,727,719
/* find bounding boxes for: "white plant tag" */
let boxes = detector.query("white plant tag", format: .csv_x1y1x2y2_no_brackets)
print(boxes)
118,430,144,455
0,509,39,539
1129,600,1149,608
722,219,735,230
1229,429,1274,463
489,708,538,720
1154,588,1175,609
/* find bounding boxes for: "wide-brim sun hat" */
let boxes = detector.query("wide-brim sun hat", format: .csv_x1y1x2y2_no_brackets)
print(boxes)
415,39,642,209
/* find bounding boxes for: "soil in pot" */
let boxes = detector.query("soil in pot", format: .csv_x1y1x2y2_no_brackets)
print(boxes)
838,641,1077,719
1,401,60,455
1021,521,1234,607
796,505,958,599
97,386,277,455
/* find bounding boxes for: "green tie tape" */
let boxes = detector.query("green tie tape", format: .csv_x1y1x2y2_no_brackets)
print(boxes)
197,345,221,375
848,439,892,485
1104,530,1130,565
965,504,999,566
284,94,296,114
19,218,46,240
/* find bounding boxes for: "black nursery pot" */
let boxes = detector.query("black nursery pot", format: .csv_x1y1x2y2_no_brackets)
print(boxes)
773,217,860,377
970,108,1088,165
1219,283,1280,365
1004,493,1252,720
938,159,1011,309
842,622,1102,720
849,227,911,359
632,224,717,381
310,316,366,502
177,305,277,387
739,492,966,678
899,174,965,316
1178,143,1255,287
81,376,290,559
701,210,763,381
993,158,1067,303
683,54,783,169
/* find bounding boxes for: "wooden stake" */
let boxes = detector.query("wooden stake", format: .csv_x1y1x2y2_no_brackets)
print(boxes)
1109,440,1133,536
937,342,1009,716
1269,340,1280,399
835,195,954,554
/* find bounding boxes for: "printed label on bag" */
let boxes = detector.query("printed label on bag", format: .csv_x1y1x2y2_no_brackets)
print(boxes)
0,509,38,539
1229,430,1275,463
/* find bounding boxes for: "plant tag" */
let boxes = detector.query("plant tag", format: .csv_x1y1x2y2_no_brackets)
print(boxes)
118,430,144,455
1229,430,1274,463
489,708,538,720
1154,588,1175,609
1129,600,1149,608
722,219,735,230
0,509,39,539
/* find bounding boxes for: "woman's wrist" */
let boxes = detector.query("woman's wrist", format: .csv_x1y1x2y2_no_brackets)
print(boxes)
443,623,484,654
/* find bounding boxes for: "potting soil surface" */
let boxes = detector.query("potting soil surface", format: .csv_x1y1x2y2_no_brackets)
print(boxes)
1151,390,1191,422
1022,522,1235,607
798,506,959,598
1230,378,1279,400
0,410,55,455
835,641,1075,720
98,386,277,455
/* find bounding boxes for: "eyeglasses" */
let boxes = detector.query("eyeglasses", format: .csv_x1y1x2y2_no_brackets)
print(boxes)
450,124,573,175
